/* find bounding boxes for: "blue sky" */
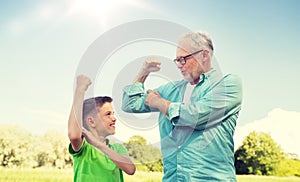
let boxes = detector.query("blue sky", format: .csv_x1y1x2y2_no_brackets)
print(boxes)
0,0,299,155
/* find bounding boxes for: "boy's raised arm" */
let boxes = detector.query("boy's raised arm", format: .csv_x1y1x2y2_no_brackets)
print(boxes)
68,75,91,152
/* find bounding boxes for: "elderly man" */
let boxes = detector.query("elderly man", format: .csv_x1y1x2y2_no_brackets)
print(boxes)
122,32,242,181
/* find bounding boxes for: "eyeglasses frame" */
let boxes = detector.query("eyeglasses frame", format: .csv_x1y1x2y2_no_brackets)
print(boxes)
173,50,203,65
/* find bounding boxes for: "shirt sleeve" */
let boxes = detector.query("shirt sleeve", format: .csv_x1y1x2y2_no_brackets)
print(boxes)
112,143,129,155
170,74,242,130
69,140,87,157
168,102,181,124
122,82,158,113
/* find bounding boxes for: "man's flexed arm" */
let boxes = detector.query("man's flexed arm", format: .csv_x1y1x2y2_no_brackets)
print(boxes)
68,75,91,152
122,57,162,113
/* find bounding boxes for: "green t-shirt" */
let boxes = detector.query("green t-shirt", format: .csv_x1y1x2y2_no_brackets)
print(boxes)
69,140,128,182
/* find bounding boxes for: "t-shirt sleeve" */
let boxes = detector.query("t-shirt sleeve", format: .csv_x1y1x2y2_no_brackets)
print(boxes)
113,143,129,155
68,140,87,157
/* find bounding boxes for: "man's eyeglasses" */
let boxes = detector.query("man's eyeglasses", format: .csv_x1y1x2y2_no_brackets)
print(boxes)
173,50,203,65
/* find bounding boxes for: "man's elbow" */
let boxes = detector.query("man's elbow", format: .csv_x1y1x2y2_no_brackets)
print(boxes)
121,102,136,113
121,104,129,113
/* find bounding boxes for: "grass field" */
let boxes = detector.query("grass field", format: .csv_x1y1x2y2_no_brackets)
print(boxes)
0,168,300,182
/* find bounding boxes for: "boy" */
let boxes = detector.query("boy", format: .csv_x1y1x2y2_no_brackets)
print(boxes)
68,75,135,182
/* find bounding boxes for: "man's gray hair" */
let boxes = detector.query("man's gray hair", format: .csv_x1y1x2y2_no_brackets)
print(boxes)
179,32,214,55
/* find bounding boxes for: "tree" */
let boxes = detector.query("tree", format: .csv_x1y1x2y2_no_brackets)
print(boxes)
43,131,72,168
0,125,34,168
235,131,284,175
124,135,162,172
0,125,163,171
0,125,72,169
274,158,300,177
30,131,70,168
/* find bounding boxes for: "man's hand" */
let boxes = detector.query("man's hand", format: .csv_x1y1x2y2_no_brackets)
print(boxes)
134,57,161,83
76,75,92,92
142,57,161,74
145,90,162,108
145,90,170,115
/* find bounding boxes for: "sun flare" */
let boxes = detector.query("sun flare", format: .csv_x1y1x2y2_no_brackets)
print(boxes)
67,0,146,27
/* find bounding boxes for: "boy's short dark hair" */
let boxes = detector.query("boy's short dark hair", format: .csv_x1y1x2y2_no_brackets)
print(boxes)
82,96,113,129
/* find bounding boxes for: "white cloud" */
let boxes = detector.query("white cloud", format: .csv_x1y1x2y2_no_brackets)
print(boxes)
234,108,300,157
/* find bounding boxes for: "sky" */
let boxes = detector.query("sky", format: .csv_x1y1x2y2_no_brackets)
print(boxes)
0,0,299,156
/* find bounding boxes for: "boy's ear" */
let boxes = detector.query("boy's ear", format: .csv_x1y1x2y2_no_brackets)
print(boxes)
87,117,96,128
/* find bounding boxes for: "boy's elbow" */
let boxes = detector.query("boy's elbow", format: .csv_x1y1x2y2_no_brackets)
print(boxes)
126,165,136,175
68,133,83,152
68,131,81,143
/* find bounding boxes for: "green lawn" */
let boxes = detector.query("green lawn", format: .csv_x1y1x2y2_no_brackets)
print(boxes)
237,175,300,182
0,168,299,182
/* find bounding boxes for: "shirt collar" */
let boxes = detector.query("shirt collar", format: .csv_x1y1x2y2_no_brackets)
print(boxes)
182,68,220,86
197,68,222,85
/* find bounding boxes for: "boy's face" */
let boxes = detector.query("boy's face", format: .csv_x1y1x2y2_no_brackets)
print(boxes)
96,102,116,136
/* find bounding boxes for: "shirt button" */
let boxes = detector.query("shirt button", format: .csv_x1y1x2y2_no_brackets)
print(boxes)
178,145,181,149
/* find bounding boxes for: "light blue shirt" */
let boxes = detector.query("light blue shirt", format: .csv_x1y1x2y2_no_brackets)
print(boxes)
122,69,242,181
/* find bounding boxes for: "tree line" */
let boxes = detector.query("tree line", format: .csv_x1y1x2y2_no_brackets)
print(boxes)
0,125,300,176
0,125,162,172
0,125,72,169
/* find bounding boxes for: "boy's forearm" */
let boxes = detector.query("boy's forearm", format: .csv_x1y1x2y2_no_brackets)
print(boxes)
97,143,136,175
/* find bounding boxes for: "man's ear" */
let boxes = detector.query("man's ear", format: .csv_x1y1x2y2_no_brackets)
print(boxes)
202,50,210,61
87,117,96,128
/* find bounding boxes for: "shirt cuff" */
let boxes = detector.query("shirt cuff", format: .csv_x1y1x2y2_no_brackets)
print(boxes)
168,102,181,125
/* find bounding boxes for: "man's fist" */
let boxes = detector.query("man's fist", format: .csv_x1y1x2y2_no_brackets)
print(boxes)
142,57,161,74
